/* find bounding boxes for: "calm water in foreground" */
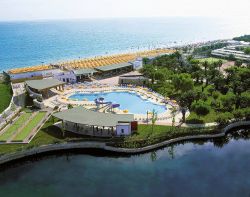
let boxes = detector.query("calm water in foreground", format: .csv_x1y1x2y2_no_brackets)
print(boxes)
0,130,250,197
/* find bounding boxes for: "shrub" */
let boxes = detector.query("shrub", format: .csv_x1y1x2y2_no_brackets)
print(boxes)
191,101,210,118
228,54,236,61
211,100,220,110
239,92,250,109
207,86,215,96
200,93,208,101
233,109,244,120
212,91,220,100
244,47,250,55
243,108,250,120
68,104,73,109
216,112,233,125
221,93,236,112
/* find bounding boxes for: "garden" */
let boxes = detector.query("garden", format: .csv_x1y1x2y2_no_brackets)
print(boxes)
141,51,250,125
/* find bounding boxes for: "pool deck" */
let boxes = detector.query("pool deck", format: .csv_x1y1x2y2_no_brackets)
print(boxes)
44,85,182,125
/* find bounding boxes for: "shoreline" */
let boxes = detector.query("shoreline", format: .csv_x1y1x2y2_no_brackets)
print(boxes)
0,120,249,166
2,38,228,73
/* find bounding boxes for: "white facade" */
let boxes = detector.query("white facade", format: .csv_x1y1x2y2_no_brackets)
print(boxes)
9,69,62,80
212,45,250,61
131,58,143,70
54,70,77,83
116,124,131,136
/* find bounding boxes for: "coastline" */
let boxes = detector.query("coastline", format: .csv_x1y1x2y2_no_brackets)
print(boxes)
0,120,249,166
2,38,228,73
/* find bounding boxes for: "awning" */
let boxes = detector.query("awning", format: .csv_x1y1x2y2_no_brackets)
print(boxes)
25,78,65,91
73,68,98,76
95,62,133,72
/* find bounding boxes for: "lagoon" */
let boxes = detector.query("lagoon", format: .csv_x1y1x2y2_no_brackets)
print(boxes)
0,129,250,197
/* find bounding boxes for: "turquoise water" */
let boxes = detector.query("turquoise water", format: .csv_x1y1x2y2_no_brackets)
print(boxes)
69,91,166,114
0,130,250,197
1,17,250,71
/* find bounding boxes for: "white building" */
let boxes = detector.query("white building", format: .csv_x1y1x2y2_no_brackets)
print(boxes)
116,123,132,136
212,45,250,61
54,70,77,83
8,69,63,82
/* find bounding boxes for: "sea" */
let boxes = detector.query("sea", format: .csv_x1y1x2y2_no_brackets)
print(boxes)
0,17,249,71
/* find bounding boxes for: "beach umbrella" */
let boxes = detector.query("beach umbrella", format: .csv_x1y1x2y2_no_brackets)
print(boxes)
123,109,129,113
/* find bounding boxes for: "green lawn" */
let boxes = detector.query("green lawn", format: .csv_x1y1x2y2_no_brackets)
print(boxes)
13,112,46,141
129,125,177,140
130,124,216,140
0,116,219,155
111,124,218,148
0,82,12,113
197,57,227,64
0,113,32,142
0,117,91,155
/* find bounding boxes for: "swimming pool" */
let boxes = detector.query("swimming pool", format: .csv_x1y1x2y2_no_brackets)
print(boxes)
69,91,166,114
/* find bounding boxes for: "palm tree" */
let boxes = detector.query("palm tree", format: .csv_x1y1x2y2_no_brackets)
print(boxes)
170,107,178,127
218,60,223,71
202,61,209,86
151,109,158,136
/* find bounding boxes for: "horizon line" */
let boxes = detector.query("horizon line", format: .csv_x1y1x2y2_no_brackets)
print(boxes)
0,15,225,23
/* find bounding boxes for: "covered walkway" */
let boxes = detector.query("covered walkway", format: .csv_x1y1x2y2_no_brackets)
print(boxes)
25,78,65,99
53,107,135,136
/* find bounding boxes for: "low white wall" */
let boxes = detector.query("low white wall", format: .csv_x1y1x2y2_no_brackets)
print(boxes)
10,69,62,80
0,121,249,165
116,125,131,136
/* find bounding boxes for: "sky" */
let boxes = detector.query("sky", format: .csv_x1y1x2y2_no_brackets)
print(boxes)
0,0,250,21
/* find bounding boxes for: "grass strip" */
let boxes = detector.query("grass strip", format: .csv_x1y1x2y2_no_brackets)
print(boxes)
0,113,32,141
13,112,46,141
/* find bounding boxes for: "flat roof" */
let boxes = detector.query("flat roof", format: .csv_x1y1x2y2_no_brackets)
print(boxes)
25,78,65,91
73,68,98,76
120,71,143,77
95,62,133,72
53,107,134,127
8,65,54,74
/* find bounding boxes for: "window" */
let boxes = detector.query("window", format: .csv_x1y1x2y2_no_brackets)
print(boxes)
121,129,124,133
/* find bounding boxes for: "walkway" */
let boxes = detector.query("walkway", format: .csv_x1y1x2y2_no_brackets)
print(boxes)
0,120,249,165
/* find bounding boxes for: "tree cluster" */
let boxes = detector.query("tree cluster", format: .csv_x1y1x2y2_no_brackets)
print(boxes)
141,52,250,124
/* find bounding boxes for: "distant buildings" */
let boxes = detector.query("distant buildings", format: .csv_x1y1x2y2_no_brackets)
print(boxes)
212,44,250,61
118,71,149,86
6,50,172,83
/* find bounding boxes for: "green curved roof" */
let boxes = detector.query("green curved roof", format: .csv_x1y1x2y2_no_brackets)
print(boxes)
25,78,65,90
53,107,134,127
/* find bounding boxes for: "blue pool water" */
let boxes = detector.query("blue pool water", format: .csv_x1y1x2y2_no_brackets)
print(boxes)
69,92,166,114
